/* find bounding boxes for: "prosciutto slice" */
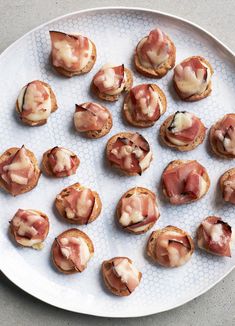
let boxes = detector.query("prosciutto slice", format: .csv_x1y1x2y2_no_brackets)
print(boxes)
93,65,125,94
47,147,77,177
223,174,235,204
213,114,235,155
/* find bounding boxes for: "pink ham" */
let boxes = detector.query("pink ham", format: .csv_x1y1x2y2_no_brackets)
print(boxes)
93,65,124,93
223,174,235,204
213,114,235,154
48,147,77,177
175,57,207,80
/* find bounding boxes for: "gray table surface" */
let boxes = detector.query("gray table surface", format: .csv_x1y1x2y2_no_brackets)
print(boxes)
0,1,234,325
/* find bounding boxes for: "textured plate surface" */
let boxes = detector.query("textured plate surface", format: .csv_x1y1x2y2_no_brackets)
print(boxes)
0,7,235,318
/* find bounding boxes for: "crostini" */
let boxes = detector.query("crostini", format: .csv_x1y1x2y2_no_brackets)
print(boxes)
220,168,235,204
10,209,49,249
16,80,57,126
116,187,160,234
49,31,96,77
160,111,206,151
55,182,102,225
92,64,133,101
134,28,176,78
106,132,153,176
147,226,194,267
74,102,112,138
52,228,94,274
0,145,41,196
197,216,233,257
123,83,167,128
102,257,142,296
209,113,235,158
173,56,213,101
162,160,210,205
42,147,80,177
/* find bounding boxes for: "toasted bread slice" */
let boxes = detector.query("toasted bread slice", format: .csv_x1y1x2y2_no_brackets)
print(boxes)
123,84,167,128
55,182,102,225
0,147,41,196
116,187,159,234
16,80,58,126
134,35,176,78
92,68,133,102
219,168,235,202
52,228,94,274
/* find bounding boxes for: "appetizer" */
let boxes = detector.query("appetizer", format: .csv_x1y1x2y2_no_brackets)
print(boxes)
209,113,235,158
16,80,57,126
10,209,49,249
116,187,160,234
147,226,194,267
106,132,153,176
173,56,213,101
160,111,206,151
92,64,133,101
134,27,176,78
123,83,167,128
220,168,235,204
74,102,112,138
102,257,142,296
0,145,41,196
49,31,96,77
52,228,94,274
42,146,80,177
197,216,233,257
55,182,102,225
162,160,210,205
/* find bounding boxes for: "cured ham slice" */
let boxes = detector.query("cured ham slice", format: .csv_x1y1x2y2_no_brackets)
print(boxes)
197,216,233,257
221,171,235,204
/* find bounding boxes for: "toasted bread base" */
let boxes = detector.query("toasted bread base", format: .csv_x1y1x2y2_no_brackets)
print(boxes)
173,56,214,102
55,182,102,225
0,147,41,196
92,68,133,102
219,168,235,203
162,160,210,205
134,36,176,78
116,187,159,234
102,257,142,296
16,81,58,126
123,84,167,128
52,228,94,274
159,114,206,151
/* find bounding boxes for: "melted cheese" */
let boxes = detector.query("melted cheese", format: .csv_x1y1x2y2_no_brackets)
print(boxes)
202,221,224,244
120,210,144,227
95,64,126,95
139,151,152,171
166,112,194,146
114,259,139,285
198,176,208,197
60,236,90,266
53,148,73,173
65,188,93,219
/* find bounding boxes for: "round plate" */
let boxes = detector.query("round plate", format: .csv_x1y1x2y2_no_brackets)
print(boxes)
0,7,234,318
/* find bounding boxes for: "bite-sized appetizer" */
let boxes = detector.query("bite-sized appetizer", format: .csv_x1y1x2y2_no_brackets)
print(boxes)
147,226,194,267
220,168,235,204
52,228,94,274
55,182,102,225
197,216,233,257
173,56,213,101
49,31,96,77
123,84,167,128
116,187,160,234
209,113,235,158
102,257,142,296
16,80,57,126
106,132,153,176
92,64,133,101
0,145,41,196
74,102,112,138
10,209,49,249
162,160,210,205
134,28,176,78
160,111,206,151
42,147,80,178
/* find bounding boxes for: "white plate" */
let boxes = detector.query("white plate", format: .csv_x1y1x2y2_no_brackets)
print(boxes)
0,6,235,318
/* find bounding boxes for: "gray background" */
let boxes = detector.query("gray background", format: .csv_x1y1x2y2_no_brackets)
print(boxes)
0,0,234,325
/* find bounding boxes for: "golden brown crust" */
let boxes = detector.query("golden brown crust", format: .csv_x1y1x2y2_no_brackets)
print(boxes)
55,182,102,225
102,256,142,296
92,67,133,102
0,147,41,196
16,80,58,126
159,113,206,151
116,187,158,234
134,35,176,78
52,228,94,274
123,84,167,128
173,56,214,102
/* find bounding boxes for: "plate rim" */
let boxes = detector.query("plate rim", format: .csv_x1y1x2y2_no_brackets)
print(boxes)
0,6,234,318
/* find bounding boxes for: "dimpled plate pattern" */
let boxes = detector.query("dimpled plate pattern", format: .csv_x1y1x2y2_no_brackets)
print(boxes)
0,7,235,318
